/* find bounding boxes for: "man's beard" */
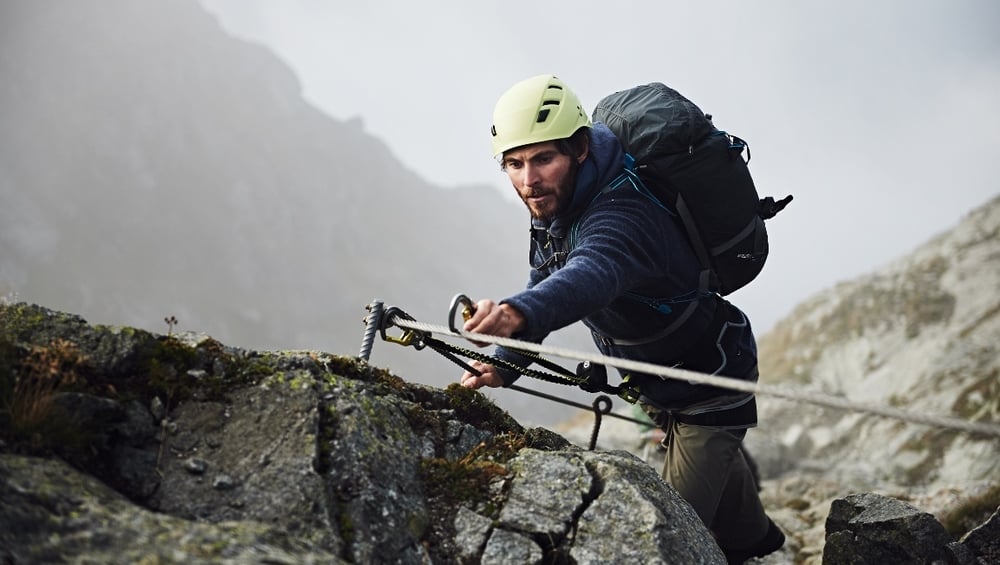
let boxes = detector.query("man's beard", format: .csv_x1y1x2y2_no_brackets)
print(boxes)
522,162,578,221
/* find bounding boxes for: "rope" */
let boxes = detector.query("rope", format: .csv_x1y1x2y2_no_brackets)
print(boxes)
388,314,1000,439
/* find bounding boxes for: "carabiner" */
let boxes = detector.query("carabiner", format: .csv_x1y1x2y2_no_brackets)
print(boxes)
379,306,426,350
448,293,476,333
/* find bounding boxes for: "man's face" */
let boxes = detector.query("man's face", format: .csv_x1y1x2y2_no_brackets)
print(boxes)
502,141,585,221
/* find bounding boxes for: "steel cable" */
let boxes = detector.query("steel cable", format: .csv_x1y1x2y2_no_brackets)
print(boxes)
388,313,1000,439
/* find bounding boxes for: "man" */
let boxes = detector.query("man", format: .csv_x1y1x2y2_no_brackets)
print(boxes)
459,74,784,563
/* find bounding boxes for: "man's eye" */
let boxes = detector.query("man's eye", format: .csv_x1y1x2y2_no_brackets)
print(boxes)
505,161,523,170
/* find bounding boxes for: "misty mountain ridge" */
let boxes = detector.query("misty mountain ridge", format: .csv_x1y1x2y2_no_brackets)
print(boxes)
0,0,534,407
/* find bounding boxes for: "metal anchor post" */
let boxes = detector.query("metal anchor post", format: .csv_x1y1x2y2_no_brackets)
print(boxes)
358,299,384,361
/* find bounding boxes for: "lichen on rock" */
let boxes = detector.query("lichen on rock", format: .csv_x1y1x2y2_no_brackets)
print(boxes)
0,302,728,564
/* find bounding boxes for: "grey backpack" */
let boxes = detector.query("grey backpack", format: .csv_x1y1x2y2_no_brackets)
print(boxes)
593,82,792,295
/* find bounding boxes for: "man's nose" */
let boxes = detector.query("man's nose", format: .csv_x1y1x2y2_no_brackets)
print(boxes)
520,163,540,187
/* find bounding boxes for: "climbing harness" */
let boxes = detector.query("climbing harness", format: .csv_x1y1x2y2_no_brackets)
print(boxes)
359,296,1000,442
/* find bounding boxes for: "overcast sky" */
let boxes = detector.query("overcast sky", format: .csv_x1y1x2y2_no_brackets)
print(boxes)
199,0,1000,334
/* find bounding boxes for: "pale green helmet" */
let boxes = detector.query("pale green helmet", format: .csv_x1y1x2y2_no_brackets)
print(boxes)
490,74,592,158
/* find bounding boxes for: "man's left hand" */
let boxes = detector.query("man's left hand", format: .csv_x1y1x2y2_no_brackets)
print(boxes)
460,361,504,389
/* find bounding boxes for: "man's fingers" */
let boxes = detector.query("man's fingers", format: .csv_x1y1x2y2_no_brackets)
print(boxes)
465,299,497,331
461,373,483,389
461,363,501,389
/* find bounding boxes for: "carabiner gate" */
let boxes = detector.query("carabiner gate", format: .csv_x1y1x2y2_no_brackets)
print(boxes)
448,293,476,333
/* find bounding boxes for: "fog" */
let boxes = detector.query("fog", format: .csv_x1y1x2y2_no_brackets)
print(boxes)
201,0,1000,333
2,1,998,425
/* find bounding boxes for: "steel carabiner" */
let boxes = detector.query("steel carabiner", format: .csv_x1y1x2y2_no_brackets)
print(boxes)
448,293,476,333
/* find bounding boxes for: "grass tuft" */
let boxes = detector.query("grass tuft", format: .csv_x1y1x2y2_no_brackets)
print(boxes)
1,338,86,450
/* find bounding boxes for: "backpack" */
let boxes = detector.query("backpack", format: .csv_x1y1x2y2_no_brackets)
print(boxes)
592,82,792,296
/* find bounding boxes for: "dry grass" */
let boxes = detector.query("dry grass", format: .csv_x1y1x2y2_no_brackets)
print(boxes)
3,338,85,448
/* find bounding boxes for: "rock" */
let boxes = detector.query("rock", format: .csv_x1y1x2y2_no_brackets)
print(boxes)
116,399,158,447
493,448,726,564
150,381,337,553
453,506,493,561
50,392,125,451
0,454,343,564
48,392,161,500
4,302,999,564
572,450,725,564
498,449,592,538
150,396,166,421
111,444,160,499
482,528,543,564
961,505,1000,564
212,474,238,491
183,457,208,474
824,492,955,564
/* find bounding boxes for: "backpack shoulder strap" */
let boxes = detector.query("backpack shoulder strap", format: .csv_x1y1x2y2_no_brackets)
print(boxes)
568,156,665,248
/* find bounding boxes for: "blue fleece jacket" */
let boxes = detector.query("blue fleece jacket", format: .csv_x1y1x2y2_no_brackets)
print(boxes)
496,123,759,414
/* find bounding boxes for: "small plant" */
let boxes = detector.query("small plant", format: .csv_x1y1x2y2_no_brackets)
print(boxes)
421,432,527,507
164,315,178,336
3,338,85,449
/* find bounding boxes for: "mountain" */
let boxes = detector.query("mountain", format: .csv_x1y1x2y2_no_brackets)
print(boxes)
753,194,1000,488
0,0,568,415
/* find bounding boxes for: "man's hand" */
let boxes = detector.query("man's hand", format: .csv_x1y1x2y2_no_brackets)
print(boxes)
460,360,505,389
462,299,526,346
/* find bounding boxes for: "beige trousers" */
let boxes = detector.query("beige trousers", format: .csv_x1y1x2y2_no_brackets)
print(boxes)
661,422,769,551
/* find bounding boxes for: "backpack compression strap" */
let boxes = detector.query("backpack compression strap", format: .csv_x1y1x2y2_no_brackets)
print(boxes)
673,193,717,294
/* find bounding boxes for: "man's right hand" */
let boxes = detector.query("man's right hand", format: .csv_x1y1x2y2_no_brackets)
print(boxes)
462,299,526,346
460,360,505,389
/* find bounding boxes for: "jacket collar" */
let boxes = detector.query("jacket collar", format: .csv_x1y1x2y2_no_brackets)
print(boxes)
531,123,625,237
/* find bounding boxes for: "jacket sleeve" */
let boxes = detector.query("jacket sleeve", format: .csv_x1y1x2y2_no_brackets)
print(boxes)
492,346,534,386
500,191,671,340
493,268,550,386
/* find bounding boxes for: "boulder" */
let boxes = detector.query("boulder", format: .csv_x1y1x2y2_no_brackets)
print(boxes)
0,303,727,563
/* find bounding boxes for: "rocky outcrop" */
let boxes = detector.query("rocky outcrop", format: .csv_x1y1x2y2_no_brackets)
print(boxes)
823,492,999,565
0,303,724,564
755,195,1000,489
3,301,998,563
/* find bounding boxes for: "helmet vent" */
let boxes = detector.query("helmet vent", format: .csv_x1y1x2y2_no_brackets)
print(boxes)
537,99,560,123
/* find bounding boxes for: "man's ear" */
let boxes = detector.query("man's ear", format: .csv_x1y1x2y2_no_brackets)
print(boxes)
576,135,590,164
